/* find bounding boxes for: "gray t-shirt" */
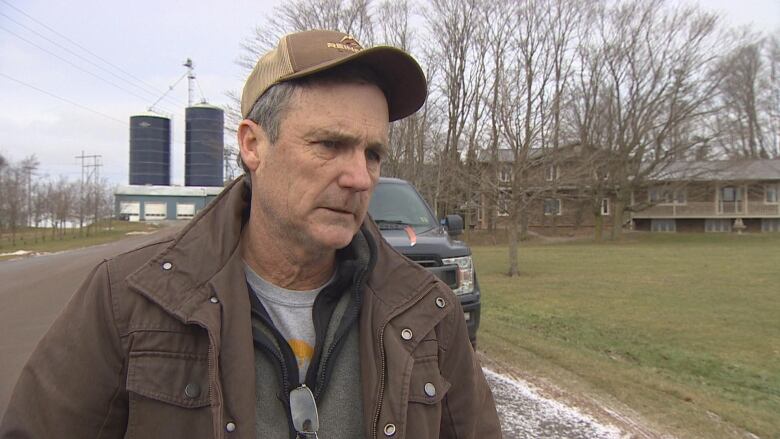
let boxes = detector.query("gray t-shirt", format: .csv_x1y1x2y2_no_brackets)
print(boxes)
244,264,335,382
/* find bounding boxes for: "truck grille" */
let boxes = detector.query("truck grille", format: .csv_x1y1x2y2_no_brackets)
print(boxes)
405,254,440,268
405,254,458,290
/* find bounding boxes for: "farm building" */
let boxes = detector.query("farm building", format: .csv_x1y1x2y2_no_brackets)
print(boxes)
114,185,223,222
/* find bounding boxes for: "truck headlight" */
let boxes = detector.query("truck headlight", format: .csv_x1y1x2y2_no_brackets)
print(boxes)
441,256,474,295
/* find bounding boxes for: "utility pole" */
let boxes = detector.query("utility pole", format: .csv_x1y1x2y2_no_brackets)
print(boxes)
88,156,102,234
75,151,101,236
22,164,34,227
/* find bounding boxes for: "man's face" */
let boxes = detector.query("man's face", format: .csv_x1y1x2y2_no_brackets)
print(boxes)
249,81,389,252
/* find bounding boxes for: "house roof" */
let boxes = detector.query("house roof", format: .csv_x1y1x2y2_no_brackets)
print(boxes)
115,185,225,197
476,148,569,163
652,159,780,181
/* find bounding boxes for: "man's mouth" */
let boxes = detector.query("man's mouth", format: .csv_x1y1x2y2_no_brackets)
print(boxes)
322,207,354,215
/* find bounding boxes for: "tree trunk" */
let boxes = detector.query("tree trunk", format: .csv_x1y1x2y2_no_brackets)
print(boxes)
507,215,519,277
594,213,603,241
611,198,625,240
464,208,471,242
519,209,529,241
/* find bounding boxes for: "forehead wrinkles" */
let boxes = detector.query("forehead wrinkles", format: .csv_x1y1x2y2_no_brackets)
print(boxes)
285,87,389,143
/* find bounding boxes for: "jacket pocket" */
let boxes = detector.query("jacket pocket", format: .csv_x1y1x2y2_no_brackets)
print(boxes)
408,356,451,404
405,356,451,437
125,351,212,438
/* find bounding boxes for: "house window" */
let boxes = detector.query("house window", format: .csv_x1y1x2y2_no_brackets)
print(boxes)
720,186,743,202
497,190,510,216
498,166,511,183
706,219,732,233
594,169,610,181
651,219,676,232
648,188,661,203
648,187,686,205
545,165,560,182
543,198,562,216
719,186,744,214
601,198,610,215
762,219,780,232
673,189,687,204
766,184,779,204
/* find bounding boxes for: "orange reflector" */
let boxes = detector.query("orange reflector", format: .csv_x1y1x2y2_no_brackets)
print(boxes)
404,225,417,247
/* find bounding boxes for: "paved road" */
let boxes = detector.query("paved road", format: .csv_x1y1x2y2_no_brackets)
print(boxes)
0,229,176,416
2,231,628,437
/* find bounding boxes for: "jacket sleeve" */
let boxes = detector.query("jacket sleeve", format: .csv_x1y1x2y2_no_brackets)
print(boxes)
437,291,502,438
0,261,128,439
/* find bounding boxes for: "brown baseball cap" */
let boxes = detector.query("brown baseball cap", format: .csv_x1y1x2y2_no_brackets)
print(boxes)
240,30,427,122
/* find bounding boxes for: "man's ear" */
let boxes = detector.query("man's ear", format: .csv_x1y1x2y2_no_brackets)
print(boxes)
238,119,268,172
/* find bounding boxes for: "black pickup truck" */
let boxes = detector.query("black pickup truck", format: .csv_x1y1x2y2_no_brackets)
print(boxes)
368,177,481,346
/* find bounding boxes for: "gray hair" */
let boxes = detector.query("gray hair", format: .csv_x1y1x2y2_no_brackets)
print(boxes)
238,65,386,173
239,82,297,173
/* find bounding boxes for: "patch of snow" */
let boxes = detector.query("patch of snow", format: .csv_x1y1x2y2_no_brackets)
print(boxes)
0,250,32,257
0,250,51,259
483,368,627,439
125,231,155,236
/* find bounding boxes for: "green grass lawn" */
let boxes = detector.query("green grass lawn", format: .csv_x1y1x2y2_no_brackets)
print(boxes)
0,221,159,260
474,233,780,438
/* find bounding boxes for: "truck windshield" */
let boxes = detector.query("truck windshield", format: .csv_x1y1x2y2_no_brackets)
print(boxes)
369,182,437,233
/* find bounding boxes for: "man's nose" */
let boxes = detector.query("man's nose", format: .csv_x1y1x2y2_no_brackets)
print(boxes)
338,148,374,191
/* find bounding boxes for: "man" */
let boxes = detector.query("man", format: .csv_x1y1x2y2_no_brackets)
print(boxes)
1,30,501,438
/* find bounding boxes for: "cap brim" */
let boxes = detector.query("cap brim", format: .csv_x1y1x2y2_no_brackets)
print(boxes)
281,46,427,122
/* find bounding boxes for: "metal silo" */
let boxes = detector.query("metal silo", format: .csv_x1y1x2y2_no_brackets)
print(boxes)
185,104,224,187
129,113,171,185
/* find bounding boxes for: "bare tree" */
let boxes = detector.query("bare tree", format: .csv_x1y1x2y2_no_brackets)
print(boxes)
424,0,481,217
376,0,438,187
1,160,25,246
567,2,614,241
497,0,557,276
239,0,376,71
586,0,722,239
768,33,780,157
479,0,516,232
713,31,780,158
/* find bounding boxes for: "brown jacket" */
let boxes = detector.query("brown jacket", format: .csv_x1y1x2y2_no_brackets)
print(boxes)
1,178,501,439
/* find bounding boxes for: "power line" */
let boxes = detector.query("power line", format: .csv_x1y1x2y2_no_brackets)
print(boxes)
0,11,186,108
0,0,184,107
0,72,127,125
0,26,179,114
195,77,208,103
149,71,189,113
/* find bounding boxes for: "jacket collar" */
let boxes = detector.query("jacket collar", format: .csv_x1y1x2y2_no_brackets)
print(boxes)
363,217,438,310
126,175,435,323
126,176,249,321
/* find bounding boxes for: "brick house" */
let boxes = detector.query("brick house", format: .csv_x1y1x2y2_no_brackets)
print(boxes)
475,151,780,234
475,148,617,234
632,160,780,233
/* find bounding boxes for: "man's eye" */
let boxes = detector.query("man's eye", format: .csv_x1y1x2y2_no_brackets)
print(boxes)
320,140,338,149
366,149,382,163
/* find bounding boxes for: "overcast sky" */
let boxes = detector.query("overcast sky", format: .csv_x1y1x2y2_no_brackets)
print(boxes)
1,0,778,186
